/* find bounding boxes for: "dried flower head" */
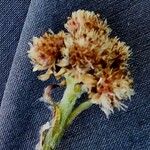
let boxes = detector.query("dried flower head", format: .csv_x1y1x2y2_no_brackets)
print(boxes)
69,44,100,69
65,10,111,36
28,31,65,80
89,69,134,117
28,9,134,117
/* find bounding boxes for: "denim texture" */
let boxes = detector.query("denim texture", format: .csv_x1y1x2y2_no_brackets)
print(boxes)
0,0,31,103
0,0,150,150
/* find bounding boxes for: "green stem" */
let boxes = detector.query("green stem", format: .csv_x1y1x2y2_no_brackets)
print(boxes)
43,126,64,150
66,101,93,128
43,76,82,150
43,101,93,150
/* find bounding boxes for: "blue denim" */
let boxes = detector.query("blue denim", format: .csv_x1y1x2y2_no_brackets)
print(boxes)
0,0,150,150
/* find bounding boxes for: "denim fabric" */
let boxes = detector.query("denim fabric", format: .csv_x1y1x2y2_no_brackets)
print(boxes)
0,0,150,150
0,0,31,103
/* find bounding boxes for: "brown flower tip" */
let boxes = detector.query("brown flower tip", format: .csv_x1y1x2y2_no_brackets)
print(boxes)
90,69,134,117
69,44,100,69
28,31,65,72
65,10,111,37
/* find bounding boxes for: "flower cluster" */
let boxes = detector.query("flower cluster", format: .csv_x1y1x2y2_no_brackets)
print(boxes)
28,10,134,117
